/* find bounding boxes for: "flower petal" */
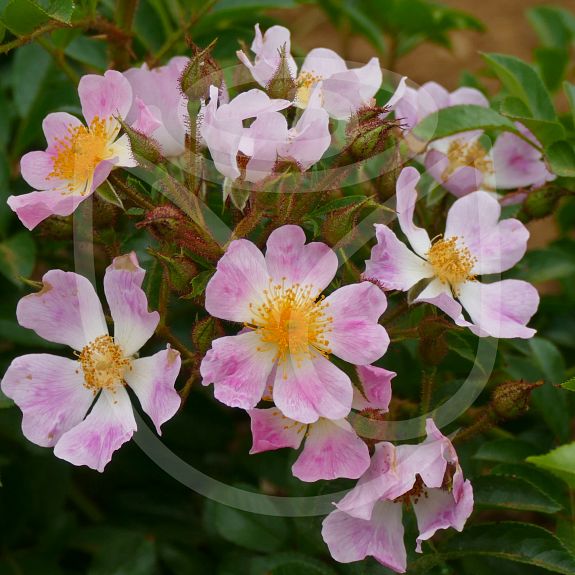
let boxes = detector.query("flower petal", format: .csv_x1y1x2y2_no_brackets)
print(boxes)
292,418,370,482
1,354,94,447
424,148,484,198
324,282,389,365
300,48,347,79
20,151,59,190
445,191,529,274
79,70,133,125
273,354,353,424
264,225,338,292
205,239,270,323
125,347,181,434
449,87,489,108
322,502,407,572
353,365,395,411
103,252,159,356
458,280,539,339
200,331,276,409
54,387,136,472
364,224,433,291
17,269,107,350
247,407,306,454
42,112,83,152
414,278,473,329
395,167,431,256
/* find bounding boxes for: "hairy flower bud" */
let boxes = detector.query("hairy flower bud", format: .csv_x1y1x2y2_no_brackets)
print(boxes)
117,117,164,166
266,45,296,101
180,39,222,101
192,316,223,354
418,316,452,365
518,186,563,222
490,380,544,420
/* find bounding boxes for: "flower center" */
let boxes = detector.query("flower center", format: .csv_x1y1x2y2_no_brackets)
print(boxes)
295,71,322,107
77,335,132,393
426,236,476,294
443,138,493,183
49,116,112,190
246,280,332,367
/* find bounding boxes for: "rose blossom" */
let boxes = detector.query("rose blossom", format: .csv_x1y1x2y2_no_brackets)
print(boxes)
8,70,136,230
364,167,539,338
1,253,181,472
200,225,389,423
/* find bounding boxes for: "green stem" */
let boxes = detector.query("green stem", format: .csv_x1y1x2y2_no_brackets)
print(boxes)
36,37,80,84
420,366,437,421
109,173,155,210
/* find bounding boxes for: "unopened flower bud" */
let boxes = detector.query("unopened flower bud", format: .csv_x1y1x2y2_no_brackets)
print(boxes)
180,39,222,101
518,186,563,222
117,117,164,166
491,380,544,420
266,45,296,101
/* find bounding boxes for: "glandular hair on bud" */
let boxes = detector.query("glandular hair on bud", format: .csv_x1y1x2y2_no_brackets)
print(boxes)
180,39,223,101
266,44,296,101
491,380,544,420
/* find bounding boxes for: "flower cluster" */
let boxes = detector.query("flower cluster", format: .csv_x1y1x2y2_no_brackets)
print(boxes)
1,21,551,574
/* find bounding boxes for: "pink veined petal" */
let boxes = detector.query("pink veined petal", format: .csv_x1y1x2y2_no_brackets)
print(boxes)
264,225,338,293
17,269,107,350
42,112,83,153
108,134,137,168
1,354,94,448
243,112,289,183
273,354,353,424
353,365,395,411
7,187,90,231
414,278,473,330
200,331,276,409
79,70,133,125
414,479,474,552
292,418,370,482
322,501,407,573
382,76,408,114
395,166,431,257
300,47,348,79
419,81,450,111
130,97,163,135
445,191,529,274
92,159,115,191
205,239,271,323
219,89,291,121
449,87,489,108
125,347,181,435
424,148,484,198
394,85,419,131
364,225,434,291
324,282,389,365
103,252,159,356
457,279,539,339
53,386,137,472
20,151,60,190
336,441,397,520
247,407,306,454
491,131,550,189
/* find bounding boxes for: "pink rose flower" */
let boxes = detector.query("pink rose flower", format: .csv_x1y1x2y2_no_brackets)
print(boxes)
1,253,181,472
8,70,136,230
200,225,390,423
124,56,190,158
364,167,539,338
247,365,395,482
321,419,474,573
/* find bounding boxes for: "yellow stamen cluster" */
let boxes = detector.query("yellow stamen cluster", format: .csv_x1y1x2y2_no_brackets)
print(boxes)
77,335,132,393
295,71,322,107
245,279,333,369
443,138,493,183
427,236,476,295
48,116,112,191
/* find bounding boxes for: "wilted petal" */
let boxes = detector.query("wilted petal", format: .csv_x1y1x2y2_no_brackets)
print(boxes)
353,365,395,411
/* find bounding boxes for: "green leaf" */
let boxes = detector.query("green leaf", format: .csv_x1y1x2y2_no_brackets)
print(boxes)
473,439,537,463
184,269,215,299
527,443,575,488
546,141,575,178
88,531,157,575
96,181,124,209
0,389,14,409
528,6,575,49
482,53,556,121
534,47,569,93
310,195,370,217
12,43,52,118
564,82,575,127
529,337,565,383
412,105,518,143
205,501,289,553
0,318,62,348
439,522,575,574
1,0,74,35
560,376,575,392
0,231,36,286
473,474,562,514
251,552,339,575
512,244,575,283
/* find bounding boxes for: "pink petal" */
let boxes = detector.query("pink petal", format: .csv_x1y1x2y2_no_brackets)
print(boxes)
205,239,270,323
445,191,529,274
220,89,291,121
54,387,137,472
364,225,433,291
292,418,370,482
449,87,489,108
264,225,338,292
424,148,484,198
20,151,59,190
273,354,353,424
414,278,473,329
247,407,305,454
394,85,419,131
300,48,348,79
200,331,276,409
78,70,133,125
1,354,94,447
414,480,474,552
324,282,389,365
395,167,431,256
103,252,159,356
42,112,83,153
17,269,107,350
353,365,395,411
7,188,89,231
458,279,539,339
125,347,181,435
322,502,407,572
130,97,162,135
